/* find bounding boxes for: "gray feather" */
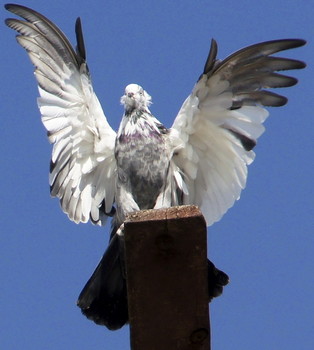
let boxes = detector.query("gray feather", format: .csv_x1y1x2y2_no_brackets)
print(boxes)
201,38,305,108
5,3,80,67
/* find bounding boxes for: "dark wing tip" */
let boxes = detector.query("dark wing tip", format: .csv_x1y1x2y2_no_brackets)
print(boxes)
4,17,12,27
4,4,27,27
49,159,56,173
232,90,289,109
5,3,84,69
75,17,86,62
4,3,16,11
5,3,40,17
271,38,306,51
228,130,257,151
288,38,306,48
294,59,306,69
203,38,218,75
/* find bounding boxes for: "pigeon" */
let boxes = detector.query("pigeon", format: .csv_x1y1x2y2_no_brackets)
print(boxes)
5,3,305,330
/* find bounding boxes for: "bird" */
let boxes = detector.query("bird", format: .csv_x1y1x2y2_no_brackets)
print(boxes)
5,3,305,330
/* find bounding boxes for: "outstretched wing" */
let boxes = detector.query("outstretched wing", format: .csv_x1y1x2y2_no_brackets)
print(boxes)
170,39,305,226
5,4,117,225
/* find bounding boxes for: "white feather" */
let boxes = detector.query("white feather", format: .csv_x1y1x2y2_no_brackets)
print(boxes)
170,72,269,226
8,12,117,225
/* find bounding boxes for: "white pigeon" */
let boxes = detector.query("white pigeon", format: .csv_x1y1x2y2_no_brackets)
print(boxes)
5,3,305,330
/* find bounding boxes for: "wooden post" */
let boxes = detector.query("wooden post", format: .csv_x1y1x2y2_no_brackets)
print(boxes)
124,205,210,350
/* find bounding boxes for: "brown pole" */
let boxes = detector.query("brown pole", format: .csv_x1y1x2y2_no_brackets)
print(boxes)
124,205,210,350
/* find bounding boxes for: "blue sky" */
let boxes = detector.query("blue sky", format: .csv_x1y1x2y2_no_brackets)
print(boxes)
1,0,313,349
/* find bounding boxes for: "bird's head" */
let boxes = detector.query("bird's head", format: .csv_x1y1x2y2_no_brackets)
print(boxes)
120,84,152,113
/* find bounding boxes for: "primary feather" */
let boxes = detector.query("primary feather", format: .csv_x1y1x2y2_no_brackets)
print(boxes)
5,3,305,330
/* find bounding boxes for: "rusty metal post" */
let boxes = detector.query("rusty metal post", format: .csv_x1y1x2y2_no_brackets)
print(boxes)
124,205,210,350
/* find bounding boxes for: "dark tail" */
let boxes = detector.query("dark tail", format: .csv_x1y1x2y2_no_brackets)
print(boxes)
77,229,229,331
77,232,128,330
207,260,229,301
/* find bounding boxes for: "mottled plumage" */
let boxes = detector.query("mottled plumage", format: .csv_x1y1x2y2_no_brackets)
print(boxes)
5,3,305,330
114,85,171,226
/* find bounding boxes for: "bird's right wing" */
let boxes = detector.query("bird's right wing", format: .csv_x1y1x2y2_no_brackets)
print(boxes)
5,4,117,225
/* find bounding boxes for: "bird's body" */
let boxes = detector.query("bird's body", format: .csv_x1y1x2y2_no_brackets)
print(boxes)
114,86,171,226
5,3,305,331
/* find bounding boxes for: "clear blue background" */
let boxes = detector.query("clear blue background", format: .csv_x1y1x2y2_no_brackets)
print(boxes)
1,1,313,349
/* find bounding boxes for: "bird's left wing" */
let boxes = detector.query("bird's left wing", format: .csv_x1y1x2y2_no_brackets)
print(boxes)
5,4,117,225
169,39,305,226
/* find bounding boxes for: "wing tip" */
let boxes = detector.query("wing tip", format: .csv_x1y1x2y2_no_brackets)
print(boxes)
4,3,16,11
75,16,87,63
228,130,257,151
287,38,306,49
202,38,218,76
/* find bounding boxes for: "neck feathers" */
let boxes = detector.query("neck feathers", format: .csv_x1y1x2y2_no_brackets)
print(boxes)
118,110,167,138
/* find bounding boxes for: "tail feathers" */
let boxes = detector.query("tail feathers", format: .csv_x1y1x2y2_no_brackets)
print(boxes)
77,234,128,330
207,260,229,301
77,229,229,331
